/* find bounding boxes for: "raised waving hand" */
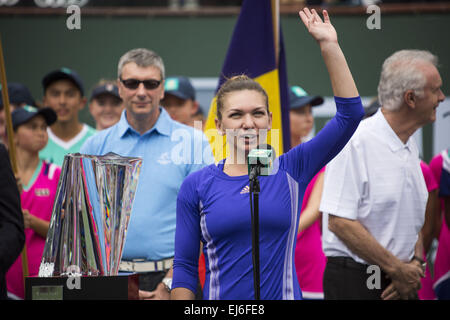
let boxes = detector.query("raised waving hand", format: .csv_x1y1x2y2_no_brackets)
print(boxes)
299,8,337,45
298,8,358,98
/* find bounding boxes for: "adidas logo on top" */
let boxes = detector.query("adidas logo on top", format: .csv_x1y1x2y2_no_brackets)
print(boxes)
240,185,250,194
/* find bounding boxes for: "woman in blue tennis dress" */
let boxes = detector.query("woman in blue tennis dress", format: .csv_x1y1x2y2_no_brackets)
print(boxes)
171,8,365,300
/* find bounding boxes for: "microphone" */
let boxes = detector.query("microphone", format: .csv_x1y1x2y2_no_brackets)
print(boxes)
248,144,276,180
247,144,276,300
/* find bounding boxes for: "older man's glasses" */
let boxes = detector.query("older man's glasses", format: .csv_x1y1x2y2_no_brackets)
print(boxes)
120,78,161,90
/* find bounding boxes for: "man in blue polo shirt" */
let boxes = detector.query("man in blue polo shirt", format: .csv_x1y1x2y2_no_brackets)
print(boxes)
80,48,213,299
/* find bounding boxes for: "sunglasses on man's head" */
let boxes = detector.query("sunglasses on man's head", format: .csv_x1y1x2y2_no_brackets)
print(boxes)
119,78,161,90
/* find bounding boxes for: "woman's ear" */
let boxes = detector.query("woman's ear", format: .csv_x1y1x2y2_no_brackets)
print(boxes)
215,118,225,136
268,111,273,131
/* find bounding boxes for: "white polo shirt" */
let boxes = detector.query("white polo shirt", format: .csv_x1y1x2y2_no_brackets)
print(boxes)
320,108,428,264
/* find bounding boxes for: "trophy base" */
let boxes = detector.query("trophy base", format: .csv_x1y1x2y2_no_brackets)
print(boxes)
25,273,139,300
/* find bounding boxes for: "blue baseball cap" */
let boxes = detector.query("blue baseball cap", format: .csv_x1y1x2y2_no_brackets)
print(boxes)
90,83,121,101
0,82,35,108
164,76,196,101
289,86,323,110
12,105,57,131
42,67,85,96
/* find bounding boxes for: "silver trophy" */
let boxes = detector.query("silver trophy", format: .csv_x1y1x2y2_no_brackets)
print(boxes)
39,152,142,277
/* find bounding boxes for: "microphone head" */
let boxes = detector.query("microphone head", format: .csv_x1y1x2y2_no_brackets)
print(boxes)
256,143,276,160
248,143,276,177
257,143,279,176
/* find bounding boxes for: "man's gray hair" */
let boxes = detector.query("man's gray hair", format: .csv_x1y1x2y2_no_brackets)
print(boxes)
117,48,165,80
377,49,438,111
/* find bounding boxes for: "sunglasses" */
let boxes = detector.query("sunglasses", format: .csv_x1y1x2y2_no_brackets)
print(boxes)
119,78,162,90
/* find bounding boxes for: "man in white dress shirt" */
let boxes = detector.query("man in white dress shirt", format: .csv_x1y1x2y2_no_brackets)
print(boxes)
320,50,445,300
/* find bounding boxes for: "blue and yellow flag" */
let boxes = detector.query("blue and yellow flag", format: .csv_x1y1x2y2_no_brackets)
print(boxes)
204,0,290,161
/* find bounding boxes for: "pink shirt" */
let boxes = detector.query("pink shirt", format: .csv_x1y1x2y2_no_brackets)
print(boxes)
421,161,438,193
295,167,326,299
6,160,61,299
418,161,438,300
429,151,450,299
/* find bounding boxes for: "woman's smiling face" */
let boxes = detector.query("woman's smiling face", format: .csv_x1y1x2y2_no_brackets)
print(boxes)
216,89,272,161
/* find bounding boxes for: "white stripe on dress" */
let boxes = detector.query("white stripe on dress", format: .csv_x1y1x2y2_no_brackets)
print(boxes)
284,173,299,300
199,201,220,300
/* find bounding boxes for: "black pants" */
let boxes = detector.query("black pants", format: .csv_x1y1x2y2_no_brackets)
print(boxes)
139,271,167,292
139,271,203,300
323,256,392,300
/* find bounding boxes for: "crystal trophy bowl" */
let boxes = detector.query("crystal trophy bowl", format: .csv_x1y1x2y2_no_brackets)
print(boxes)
39,152,142,277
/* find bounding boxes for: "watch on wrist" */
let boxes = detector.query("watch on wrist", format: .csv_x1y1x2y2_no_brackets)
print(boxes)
411,255,426,271
411,255,425,264
162,277,172,292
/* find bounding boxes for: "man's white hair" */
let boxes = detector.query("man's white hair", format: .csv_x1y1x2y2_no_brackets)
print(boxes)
377,50,438,111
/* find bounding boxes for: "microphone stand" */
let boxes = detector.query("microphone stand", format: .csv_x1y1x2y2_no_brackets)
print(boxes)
249,167,260,300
